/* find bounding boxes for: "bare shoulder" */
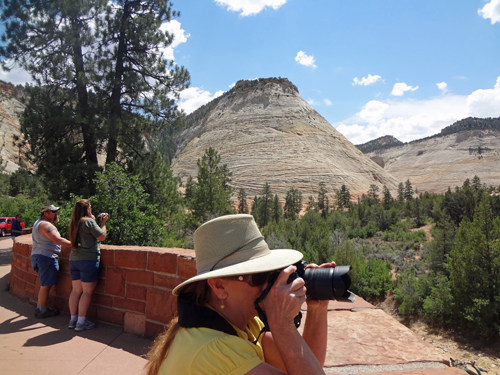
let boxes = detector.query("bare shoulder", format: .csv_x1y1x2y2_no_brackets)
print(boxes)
38,221,55,233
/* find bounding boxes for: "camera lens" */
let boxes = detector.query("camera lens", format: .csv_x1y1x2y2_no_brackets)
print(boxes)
303,266,355,302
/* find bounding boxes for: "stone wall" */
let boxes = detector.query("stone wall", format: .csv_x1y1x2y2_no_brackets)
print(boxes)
9,236,196,339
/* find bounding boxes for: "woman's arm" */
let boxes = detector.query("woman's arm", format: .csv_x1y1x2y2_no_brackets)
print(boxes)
96,214,108,241
258,266,326,375
300,261,335,365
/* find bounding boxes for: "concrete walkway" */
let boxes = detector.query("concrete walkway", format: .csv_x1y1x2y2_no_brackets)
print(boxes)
0,237,152,375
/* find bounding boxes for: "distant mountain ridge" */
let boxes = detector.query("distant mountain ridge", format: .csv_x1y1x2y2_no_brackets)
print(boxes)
356,117,500,153
359,117,500,193
356,135,404,154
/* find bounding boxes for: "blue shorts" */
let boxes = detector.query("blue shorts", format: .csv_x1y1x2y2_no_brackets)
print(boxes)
31,254,59,287
69,260,100,283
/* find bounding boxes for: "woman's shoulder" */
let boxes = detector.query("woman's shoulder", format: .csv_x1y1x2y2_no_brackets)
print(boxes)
82,217,98,226
165,327,263,374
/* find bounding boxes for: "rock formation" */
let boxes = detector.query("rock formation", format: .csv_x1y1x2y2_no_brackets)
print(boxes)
362,128,500,193
171,78,399,200
0,83,25,173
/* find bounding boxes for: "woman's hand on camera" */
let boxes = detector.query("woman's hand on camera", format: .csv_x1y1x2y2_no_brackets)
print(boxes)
262,265,306,330
304,261,336,311
99,213,109,224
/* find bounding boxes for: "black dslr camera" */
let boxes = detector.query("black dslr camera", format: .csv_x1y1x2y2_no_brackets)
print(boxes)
288,260,355,302
254,261,354,333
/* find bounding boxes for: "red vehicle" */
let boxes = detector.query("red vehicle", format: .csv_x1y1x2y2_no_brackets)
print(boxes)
0,217,25,237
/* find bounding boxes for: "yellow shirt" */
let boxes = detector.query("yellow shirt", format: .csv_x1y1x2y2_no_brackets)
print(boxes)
158,316,265,375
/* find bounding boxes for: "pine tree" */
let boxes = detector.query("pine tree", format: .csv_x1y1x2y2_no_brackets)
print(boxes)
237,188,249,214
0,0,189,199
368,184,380,205
449,193,500,336
317,182,327,211
397,182,405,204
306,195,316,211
336,184,351,210
256,182,273,227
404,179,414,201
271,194,283,223
284,187,302,220
192,148,233,220
382,185,393,209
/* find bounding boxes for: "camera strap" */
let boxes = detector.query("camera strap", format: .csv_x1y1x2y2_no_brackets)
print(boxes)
177,294,238,337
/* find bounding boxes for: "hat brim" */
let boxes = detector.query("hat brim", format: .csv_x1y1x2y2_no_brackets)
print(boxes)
172,248,303,296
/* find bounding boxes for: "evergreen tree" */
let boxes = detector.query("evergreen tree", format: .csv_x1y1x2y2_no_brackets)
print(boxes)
404,179,414,201
449,193,500,337
284,187,302,220
472,175,482,191
397,182,405,204
0,0,189,199
192,147,233,220
184,176,195,202
322,195,330,219
382,185,393,209
128,149,182,218
251,196,260,219
367,184,380,205
336,184,351,210
256,182,273,227
317,182,327,212
271,194,283,223
237,188,249,214
306,195,315,211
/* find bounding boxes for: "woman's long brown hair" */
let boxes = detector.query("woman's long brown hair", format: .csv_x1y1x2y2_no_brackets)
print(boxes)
144,281,211,375
69,199,91,249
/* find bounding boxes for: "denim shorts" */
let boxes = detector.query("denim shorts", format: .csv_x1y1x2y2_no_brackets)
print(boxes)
69,260,100,283
31,254,59,286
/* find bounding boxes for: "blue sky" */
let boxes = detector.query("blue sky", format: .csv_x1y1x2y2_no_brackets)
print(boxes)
2,0,500,144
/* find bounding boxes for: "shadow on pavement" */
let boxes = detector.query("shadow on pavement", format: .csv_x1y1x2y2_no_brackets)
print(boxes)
0,237,14,267
0,263,153,358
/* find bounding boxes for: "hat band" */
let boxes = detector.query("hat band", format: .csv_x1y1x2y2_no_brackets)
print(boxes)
196,241,270,275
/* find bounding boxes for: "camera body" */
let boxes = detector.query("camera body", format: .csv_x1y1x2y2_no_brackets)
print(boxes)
273,260,355,302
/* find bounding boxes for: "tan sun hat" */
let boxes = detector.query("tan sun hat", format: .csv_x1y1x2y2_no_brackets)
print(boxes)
172,214,303,296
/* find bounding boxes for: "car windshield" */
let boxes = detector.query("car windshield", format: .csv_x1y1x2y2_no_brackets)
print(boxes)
0,219,6,223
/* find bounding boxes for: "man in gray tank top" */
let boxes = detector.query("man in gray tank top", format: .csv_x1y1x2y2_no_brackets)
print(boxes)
31,204,71,318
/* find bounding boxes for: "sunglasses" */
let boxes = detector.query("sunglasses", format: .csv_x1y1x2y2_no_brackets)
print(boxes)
227,271,272,287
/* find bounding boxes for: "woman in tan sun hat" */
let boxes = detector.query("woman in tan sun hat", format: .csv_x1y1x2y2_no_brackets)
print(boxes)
145,214,334,375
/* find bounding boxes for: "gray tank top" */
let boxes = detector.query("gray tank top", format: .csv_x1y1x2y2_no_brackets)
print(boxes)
31,219,61,258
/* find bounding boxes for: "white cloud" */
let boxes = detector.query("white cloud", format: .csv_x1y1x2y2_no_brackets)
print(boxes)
437,82,448,93
352,74,382,86
324,99,332,106
0,65,33,86
295,51,317,68
160,20,190,60
478,0,500,24
391,82,419,96
334,76,500,145
177,87,225,114
215,0,287,16
466,76,500,117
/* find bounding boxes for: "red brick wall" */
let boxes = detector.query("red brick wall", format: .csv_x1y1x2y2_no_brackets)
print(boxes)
10,236,196,339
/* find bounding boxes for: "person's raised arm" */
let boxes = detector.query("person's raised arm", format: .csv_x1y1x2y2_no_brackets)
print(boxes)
38,221,71,246
300,261,336,365
96,213,108,241
254,266,326,375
